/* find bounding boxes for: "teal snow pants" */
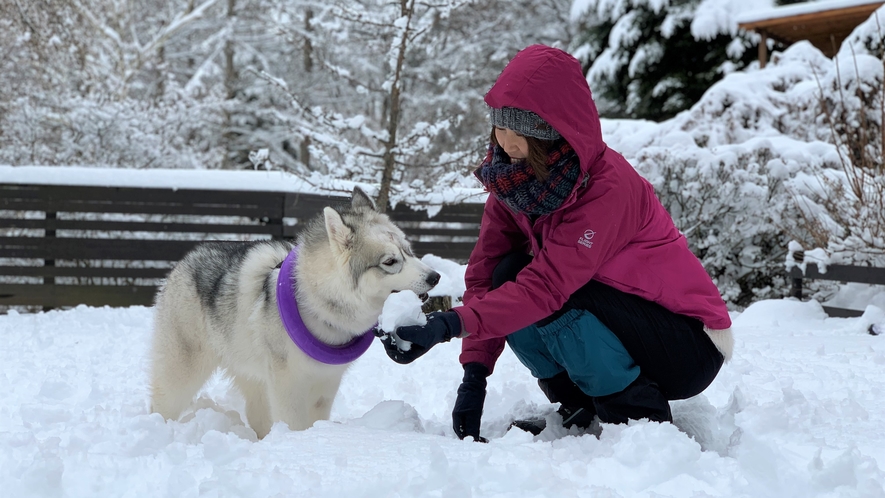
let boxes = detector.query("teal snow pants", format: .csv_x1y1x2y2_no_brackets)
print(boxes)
505,308,640,397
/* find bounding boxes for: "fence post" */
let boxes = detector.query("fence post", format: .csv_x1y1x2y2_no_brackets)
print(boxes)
790,276,803,299
43,210,56,312
789,250,804,300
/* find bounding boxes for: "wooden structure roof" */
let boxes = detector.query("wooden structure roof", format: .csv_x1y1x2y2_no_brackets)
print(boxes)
738,0,884,66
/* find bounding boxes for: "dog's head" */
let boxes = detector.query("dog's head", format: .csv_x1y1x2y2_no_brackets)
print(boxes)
313,187,440,305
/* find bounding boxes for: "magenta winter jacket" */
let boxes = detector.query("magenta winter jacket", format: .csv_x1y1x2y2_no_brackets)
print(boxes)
454,45,732,373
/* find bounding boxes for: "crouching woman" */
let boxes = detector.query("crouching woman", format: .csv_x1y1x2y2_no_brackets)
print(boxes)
380,44,733,441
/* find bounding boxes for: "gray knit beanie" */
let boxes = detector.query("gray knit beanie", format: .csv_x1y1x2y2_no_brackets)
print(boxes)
489,106,561,141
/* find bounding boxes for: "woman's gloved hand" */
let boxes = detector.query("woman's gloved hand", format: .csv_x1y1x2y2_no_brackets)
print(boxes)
378,311,461,364
452,362,490,442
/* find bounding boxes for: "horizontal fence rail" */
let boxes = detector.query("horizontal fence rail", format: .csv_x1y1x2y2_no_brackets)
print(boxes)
1,183,483,310
788,264,885,286
789,255,885,319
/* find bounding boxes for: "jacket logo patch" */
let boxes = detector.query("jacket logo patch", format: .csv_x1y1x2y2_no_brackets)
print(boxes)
578,229,595,249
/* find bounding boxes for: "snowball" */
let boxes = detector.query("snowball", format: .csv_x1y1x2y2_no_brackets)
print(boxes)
378,290,427,351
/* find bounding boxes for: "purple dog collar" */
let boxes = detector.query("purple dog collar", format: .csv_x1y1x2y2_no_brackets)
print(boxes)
276,247,375,365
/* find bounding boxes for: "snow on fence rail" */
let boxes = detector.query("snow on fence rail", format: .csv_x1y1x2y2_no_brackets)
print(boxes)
0,182,482,310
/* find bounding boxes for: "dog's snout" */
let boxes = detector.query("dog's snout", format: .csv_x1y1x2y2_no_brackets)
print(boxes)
426,271,441,287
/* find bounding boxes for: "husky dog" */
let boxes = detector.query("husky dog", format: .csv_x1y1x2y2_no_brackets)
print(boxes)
149,187,440,438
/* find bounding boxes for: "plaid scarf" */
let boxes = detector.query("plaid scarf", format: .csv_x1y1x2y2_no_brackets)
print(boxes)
475,141,581,216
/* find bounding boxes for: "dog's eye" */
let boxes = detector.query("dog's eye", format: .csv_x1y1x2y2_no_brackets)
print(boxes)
382,258,398,267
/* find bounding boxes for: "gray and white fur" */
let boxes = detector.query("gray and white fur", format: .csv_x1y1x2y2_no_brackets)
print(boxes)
149,187,440,438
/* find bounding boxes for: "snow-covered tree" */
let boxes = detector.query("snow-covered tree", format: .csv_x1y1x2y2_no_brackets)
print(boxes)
263,0,573,208
0,0,228,169
571,0,764,121
1,0,574,181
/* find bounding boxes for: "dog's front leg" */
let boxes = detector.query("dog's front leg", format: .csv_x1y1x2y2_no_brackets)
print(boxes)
267,370,314,431
232,375,273,439
308,373,344,423
267,366,345,432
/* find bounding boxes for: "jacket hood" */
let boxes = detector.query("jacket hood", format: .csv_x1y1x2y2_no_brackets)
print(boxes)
484,45,606,172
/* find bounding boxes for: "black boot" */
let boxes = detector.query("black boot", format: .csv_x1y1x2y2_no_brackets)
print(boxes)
593,374,672,424
538,371,597,429
510,372,597,435
557,405,596,429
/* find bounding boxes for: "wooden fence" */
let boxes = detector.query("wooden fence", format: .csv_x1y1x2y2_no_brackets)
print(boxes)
5,181,883,316
0,183,483,309
789,251,885,318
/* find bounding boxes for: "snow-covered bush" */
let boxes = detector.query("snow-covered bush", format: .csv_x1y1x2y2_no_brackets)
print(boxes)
788,17,885,267
633,145,797,306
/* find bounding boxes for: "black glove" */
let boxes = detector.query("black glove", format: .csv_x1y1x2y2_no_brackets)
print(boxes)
378,311,461,365
452,362,489,442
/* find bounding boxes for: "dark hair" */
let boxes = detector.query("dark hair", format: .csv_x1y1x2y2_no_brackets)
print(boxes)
489,127,564,182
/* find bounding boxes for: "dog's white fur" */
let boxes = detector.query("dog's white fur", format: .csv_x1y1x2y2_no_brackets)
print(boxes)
149,188,439,438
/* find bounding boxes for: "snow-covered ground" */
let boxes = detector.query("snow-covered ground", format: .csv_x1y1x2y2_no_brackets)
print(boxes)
2,269,885,497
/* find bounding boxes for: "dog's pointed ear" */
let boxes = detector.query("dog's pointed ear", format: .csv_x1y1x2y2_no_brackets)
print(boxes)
324,206,352,253
352,187,377,212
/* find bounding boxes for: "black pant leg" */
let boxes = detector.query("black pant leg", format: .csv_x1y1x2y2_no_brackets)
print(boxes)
565,280,724,400
593,374,672,424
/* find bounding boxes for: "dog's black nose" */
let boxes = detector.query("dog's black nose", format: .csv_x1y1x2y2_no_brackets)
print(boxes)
426,271,441,287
